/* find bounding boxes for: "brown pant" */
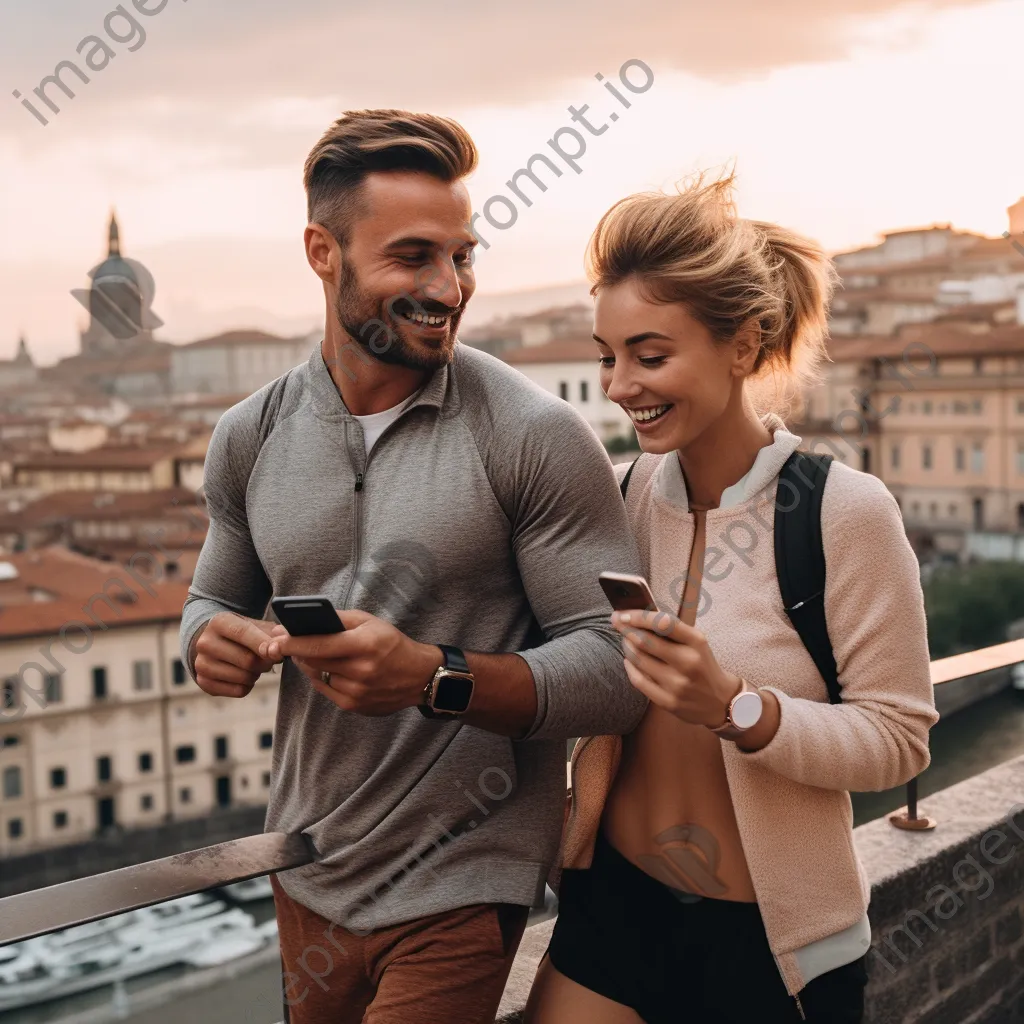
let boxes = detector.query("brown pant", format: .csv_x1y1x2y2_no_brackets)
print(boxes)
272,875,529,1024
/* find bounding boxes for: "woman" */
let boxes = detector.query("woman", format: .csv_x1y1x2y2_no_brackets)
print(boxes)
525,174,938,1024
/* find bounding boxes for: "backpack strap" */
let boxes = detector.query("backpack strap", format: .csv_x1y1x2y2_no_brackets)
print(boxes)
774,452,841,704
619,458,639,499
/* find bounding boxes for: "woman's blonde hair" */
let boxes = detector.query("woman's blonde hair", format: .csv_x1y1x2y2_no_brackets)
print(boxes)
585,171,837,413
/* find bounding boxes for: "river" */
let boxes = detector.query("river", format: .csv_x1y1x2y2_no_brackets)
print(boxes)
3,688,1023,1024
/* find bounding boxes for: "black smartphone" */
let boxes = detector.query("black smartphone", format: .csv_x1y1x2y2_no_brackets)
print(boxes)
598,572,659,612
270,596,345,636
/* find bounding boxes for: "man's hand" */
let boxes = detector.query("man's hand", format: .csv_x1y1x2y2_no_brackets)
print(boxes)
192,612,281,698
259,609,442,715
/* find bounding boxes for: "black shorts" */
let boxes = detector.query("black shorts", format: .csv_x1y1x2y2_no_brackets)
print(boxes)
547,831,868,1024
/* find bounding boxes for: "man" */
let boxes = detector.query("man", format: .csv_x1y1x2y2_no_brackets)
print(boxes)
180,109,646,1024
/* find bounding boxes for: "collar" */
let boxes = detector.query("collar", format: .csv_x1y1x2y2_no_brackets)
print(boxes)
655,413,803,512
306,338,450,421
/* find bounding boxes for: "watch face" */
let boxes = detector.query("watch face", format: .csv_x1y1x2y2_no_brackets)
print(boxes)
434,673,474,713
731,691,763,730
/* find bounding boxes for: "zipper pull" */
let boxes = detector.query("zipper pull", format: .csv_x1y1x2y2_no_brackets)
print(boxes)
354,472,364,492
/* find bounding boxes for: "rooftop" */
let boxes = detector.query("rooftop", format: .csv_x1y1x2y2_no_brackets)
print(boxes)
0,545,190,639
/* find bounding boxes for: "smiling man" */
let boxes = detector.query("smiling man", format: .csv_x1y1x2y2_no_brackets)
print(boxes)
178,110,646,1024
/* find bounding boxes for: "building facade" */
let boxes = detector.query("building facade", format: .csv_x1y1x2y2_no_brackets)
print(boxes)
0,548,276,856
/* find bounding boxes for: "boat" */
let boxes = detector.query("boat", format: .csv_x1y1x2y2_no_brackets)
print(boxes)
219,876,274,902
0,897,267,1013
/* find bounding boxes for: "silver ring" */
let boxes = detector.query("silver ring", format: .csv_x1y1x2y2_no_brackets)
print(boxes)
320,670,331,685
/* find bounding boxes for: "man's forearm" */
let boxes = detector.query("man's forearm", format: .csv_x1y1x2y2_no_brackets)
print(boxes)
414,644,537,737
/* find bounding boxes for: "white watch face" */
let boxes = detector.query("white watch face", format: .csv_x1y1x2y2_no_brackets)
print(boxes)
731,690,763,730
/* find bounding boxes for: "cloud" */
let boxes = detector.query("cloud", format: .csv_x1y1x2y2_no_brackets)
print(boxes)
1,0,994,127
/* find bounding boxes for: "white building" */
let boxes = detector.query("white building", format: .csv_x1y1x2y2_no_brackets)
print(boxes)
0,548,278,855
171,329,318,397
501,339,633,444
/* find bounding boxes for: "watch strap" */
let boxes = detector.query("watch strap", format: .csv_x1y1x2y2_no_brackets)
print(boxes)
438,644,469,674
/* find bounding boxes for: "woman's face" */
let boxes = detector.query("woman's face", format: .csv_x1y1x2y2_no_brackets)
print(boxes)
594,277,740,455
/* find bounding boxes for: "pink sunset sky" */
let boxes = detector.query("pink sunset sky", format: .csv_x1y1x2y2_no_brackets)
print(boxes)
0,0,1021,365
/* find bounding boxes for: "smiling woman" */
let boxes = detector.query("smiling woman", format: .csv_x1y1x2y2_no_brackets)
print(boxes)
12,0,187,127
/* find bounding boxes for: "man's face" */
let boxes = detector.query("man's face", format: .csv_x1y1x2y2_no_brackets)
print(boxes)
334,171,477,372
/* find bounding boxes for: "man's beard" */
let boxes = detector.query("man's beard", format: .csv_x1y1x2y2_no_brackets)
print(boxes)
334,259,462,372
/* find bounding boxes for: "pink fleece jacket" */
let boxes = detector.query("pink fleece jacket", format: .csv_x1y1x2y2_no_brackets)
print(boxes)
561,422,939,996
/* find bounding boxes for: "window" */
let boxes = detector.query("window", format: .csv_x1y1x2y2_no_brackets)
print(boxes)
955,446,965,472
2,766,21,800
972,398,982,414
922,400,933,414
929,502,938,519
922,445,933,470
971,442,985,473
53,811,68,829
132,661,153,691
1017,398,1024,415
890,445,900,470
2,679,19,712
558,382,568,401
949,503,958,518
973,497,985,530
259,732,273,750
138,752,153,773
262,772,271,788
1017,445,1024,475
96,756,112,783
911,501,921,516
179,787,192,804
214,736,228,761
92,667,108,701
579,380,589,403
171,659,187,685
974,357,984,374
175,745,196,764
50,767,66,789
0,736,17,748
44,674,62,704
7,819,22,840
140,794,154,811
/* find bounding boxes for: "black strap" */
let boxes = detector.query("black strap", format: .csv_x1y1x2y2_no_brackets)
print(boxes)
619,458,638,499
774,452,841,704
438,643,470,675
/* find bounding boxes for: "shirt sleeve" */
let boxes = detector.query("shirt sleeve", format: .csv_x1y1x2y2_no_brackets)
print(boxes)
507,403,649,740
179,403,273,679
738,467,938,791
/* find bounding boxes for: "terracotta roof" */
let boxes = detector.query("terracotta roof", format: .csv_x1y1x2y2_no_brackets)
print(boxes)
0,488,202,530
828,323,1024,362
501,339,597,365
179,329,300,350
12,444,182,472
0,546,190,639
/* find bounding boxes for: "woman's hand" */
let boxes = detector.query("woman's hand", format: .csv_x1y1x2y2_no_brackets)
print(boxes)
611,609,741,728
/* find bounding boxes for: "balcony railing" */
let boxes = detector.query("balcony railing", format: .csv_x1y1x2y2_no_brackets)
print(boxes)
1,638,1022,961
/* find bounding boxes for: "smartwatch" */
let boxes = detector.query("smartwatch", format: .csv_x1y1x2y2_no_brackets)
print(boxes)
418,645,475,719
709,678,763,741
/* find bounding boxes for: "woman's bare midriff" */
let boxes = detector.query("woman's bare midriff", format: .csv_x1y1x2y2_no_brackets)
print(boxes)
601,506,757,903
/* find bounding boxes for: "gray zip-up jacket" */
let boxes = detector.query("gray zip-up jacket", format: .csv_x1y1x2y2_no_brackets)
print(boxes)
179,341,647,930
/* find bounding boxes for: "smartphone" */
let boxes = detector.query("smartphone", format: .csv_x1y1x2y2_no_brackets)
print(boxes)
270,596,346,636
598,572,658,613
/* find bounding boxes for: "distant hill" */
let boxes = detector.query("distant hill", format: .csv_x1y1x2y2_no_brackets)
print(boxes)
460,280,592,327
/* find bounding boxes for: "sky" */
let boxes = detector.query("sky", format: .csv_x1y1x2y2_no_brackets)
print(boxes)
1,0,1022,365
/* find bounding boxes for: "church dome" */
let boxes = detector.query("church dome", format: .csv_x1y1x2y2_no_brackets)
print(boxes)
91,213,138,285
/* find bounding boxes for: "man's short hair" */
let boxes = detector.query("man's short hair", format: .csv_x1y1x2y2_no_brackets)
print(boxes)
303,109,478,246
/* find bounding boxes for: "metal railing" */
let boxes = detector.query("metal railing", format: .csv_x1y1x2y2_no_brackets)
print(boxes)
1,639,1022,953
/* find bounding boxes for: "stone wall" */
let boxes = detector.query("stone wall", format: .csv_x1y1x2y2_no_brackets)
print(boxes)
0,805,267,898
497,755,1024,1023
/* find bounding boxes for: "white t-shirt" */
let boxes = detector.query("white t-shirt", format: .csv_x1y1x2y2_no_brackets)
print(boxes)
352,390,421,456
